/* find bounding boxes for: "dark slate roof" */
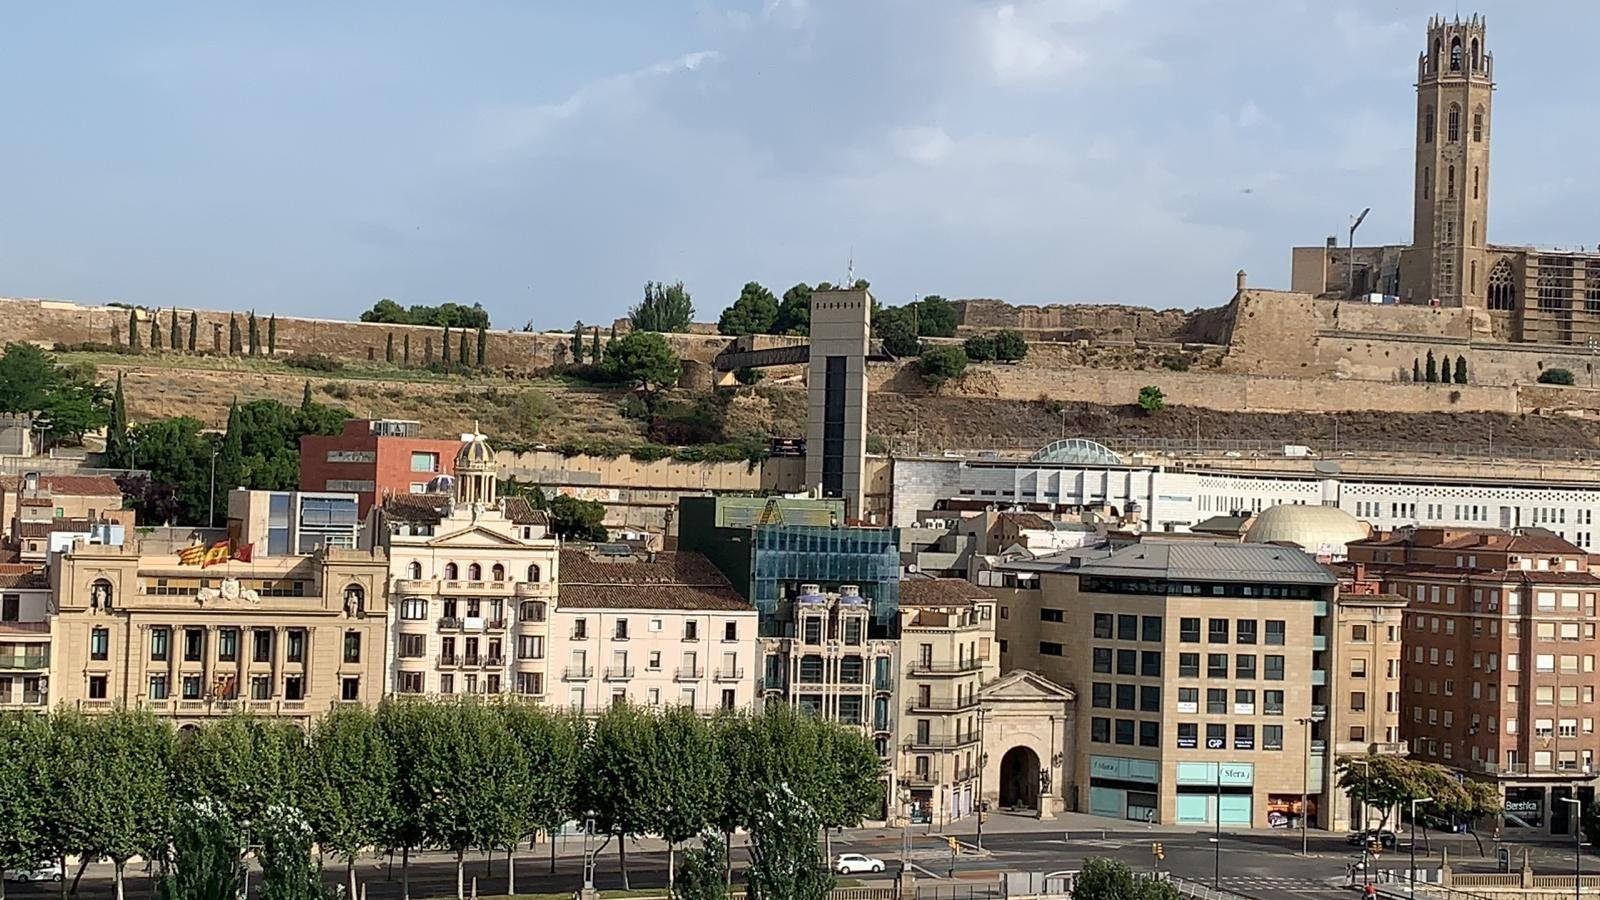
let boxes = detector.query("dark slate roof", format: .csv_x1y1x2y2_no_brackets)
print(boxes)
899,578,992,607
382,492,451,525
1077,541,1338,586
558,550,751,611
501,496,550,527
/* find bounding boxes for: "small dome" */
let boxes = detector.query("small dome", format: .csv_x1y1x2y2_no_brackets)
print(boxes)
1243,504,1370,558
457,429,495,467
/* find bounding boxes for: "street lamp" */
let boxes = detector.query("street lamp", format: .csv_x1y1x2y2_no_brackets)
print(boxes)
1349,757,1374,888
208,443,220,529
1348,207,1371,300
1410,796,1433,900
1561,796,1583,900
977,708,988,852
1296,712,1325,856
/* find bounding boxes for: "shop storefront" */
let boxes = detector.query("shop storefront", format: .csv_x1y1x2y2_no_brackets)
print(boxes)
1087,755,1161,822
1174,762,1255,826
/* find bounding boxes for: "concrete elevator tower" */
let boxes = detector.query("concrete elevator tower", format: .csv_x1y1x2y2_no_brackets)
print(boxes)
804,286,871,519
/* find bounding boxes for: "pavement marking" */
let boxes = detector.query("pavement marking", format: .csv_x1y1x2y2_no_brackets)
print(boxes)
908,863,943,879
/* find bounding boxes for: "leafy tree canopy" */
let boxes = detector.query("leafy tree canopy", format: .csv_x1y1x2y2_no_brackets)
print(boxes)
918,346,969,386
1137,385,1165,413
631,281,695,333
717,283,780,336
360,298,490,330
0,343,110,442
602,331,683,397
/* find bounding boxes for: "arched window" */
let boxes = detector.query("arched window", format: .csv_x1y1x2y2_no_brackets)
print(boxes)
467,563,482,581
1473,108,1484,142
1473,167,1480,200
1450,37,1462,71
1424,107,1435,143
1487,259,1516,311
527,563,541,583
1433,38,1441,73
1447,104,1460,142
1471,39,1480,71
491,563,505,582
444,562,459,580
407,561,422,580
1447,165,1456,199
1423,167,1430,200
1471,220,1479,246
89,578,114,611
518,600,547,623
1470,260,1478,294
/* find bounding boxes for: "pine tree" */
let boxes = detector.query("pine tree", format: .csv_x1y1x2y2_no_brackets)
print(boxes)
149,315,161,351
170,308,181,351
106,373,129,466
591,327,600,360
267,314,277,355
571,321,584,363
229,314,243,354
458,329,469,367
386,332,396,364
214,400,246,522
302,381,313,410
442,326,452,364
403,334,412,366
1425,350,1438,383
475,326,487,368
1455,355,1468,384
128,309,142,352
247,311,261,356
188,311,198,352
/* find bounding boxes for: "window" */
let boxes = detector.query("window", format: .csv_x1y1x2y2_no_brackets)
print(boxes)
1208,618,1229,643
1140,685,1160,712
724,621,739,642
1263,725,1284,751
1141,651,1161,676
397,672,424,694
286,629,305,663
341,677,361,701
1042,642,1065,658
88,627,110,661
1447,103,1460,142
1207,688,1227,714
407,561,423,580
1351,691,1367,712
1117,615,1137,641
1351,658,1367,679
1116,684,1136,710
1043,608,1065,623
150,627,170,662
1141,616,1162,642
1351,625,1368,642
1424,106,1434,143
1234,654,1257,680
1116,649,1136,675
526,564,541,583
411,451,439,473
1264,690,1284,715
1092,683,1111,708
148,675,168,701
444,562,459,580
1234,724,1255,750
843,618,862,645
614,618,630,640
1091,717,1110,743
1236,620,1257,645
1206,723,1226,750
181,675,202,700
88,675,107,699
1447,164,1456,199
684,620,699,641
1178,723,1198,748
343,631,361,664
1207,653,1228,679
398,634,425,659
1180,618,1201,642
1178,687,1198,713
1264,655,1286,681
0,594,15,622
1265,620,1286,645
1114,719,1135,745
1093,613,1112,638
1473,109,1484,142
1179,653,1199,677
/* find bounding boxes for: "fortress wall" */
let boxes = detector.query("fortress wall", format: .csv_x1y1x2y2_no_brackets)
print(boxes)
951,298,1210,342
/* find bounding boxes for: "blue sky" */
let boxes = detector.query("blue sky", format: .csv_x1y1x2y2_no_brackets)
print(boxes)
4,1,1597,325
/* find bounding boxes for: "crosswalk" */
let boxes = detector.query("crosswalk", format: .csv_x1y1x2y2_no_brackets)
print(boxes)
1219,875,1345,893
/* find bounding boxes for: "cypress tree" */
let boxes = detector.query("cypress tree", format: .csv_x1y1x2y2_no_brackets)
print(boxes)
149,315,161,351
458,329,469,366
386,332,396,364
111,320,122,348
228,314,243,354
442,326,452,364
267,314,277,355
1412,358,1421,382
214,400,245,522
403,333,412,366
302,380,313,410
188,311,198,352
571,321,584,362
475,326,487,367
1455,355,1468,384
1425,350,1438,383
128,309,142,352
247,311,261,356
106,373,129,466
170,308,181,351
591,326,600,360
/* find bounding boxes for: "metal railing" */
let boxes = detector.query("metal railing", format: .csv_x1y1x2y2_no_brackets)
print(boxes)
908,660,984,675
906,435,1600,465
563,666,594,679
604,666,636,681
675,667,705,681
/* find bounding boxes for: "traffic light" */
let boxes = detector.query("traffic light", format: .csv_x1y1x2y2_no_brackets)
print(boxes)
1152,842,1165,860
947,837,960,855
1367,839,1383,857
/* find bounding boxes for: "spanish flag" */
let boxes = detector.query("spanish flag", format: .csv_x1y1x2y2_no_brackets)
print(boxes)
200,540,232,568
178,543,207,566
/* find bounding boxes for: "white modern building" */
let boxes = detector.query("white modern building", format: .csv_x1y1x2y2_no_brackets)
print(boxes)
892,441,1600,550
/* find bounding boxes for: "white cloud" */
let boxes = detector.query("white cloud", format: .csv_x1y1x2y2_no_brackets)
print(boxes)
1237,100,1264,129
891,126,956,165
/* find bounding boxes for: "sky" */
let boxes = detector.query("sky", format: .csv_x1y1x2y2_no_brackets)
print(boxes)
4,0,1599,326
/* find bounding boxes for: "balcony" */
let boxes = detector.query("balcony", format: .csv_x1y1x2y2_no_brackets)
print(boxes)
485,618,508,631
394,578,435,593
484,655,505,668
563,666,594,680
903,733,982,751
908,660,984,676
713,667,746,682
79,698,114,711
952,766,978,783
438,617,463,631
903,770,938,787
906,696,980,713
874,677,895,693
438,653,462,667
604,666,636,681
762,674,785,692
675,667,705,682
514,582,551,598
463,655,483,667
0,654,49,670
439,580,512,595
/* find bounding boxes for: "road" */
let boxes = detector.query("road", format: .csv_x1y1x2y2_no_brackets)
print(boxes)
9,825,1596,900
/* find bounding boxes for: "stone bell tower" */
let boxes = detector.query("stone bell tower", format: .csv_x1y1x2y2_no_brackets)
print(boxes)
1407,14,1493,307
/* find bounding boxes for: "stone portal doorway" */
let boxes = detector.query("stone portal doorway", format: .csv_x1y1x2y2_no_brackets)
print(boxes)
999,745,1041,810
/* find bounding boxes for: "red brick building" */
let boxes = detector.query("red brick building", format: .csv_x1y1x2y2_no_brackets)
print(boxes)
299,419,466,516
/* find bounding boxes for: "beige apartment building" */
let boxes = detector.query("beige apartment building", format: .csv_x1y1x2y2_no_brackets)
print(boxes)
1327,588,1410,831
992,540,1383,829
373,431,560,700
0,565,52,710
549,549,758,714
51,541,390,722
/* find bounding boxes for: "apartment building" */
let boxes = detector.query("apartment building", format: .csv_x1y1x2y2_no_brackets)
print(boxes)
1349,527,1600,835
51,541,390,722
1326,587,1410,830
300,418,465,516
0,473,128,542
0,565,51,710
896,578,1000,825
373,432,559,701
992,540,1358,828
549,549,758,714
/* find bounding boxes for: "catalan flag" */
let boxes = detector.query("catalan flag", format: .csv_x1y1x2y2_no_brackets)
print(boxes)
178,543,207,566
200,540,232,568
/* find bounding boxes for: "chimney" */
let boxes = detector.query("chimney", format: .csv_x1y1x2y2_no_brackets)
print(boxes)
1235,270,1248,293
23,471,38,493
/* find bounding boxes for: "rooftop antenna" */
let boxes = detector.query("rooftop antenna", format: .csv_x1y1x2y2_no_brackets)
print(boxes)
846,247,854,287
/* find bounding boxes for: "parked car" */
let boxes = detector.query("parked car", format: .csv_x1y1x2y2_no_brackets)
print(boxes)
1346,829,1398,849
6,862,63,883
834,853,886,874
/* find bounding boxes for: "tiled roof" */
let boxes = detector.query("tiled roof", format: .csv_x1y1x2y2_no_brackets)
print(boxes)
16,518,100,538
0,567,48,589
1,474,122,496
900,578,992,607
382,492,451,525
1078,541,1338,586
558,550,751,611
501,496,550,527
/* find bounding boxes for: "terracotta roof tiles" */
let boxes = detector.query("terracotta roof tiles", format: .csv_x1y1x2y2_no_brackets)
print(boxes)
899,578,993,607
557,550,751,611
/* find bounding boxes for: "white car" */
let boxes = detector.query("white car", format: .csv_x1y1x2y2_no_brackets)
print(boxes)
834,852,886,874
6,862,63,883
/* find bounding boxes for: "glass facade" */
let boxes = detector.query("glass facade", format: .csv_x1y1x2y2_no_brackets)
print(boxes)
751,524,900,637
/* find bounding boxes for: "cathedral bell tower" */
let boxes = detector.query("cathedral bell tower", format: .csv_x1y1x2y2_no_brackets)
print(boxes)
1410,14,1493,307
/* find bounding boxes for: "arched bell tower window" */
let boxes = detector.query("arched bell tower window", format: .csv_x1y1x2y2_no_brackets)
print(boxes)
1487,260,1516,311
1447,104,1460,143
1447,165,1456,200
1433,38,1442,73
1450,37,1462,71
1473,108,1484,143
1471,39,1480,71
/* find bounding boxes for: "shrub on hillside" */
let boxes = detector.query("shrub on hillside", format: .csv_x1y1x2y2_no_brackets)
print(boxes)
284,354,344,373
918,346,968,386
993,329,1029,362
963,335,997,362
1539,368,1576,386
1137,385,1165,413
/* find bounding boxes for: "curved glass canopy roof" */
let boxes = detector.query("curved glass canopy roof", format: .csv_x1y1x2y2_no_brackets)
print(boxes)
1029,438,1125,466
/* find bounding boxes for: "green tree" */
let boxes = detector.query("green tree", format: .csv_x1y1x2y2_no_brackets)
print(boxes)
159,800,244,900
170,308,181,351
412,701,527,900
127,309,142,352
775,283,812,335
602,331,682,412
475,326,487,368
457,328,469,367
676,832,730,900
591,326,601,361
403,333,412,366
581,703,656,889
73,711,175,900
570,321,585,363
267,314,277,356
549,493,607,541
631,281,695,333
874,307,920,357
1335,755,1431,831
255,806,320,900
247,312,261,356
0,712,52,898
963,334,997,361
1069,857,1180,899
646,707,723,891
734,367,763,386
0,344,62,415
441,325,452,364
360,299,489,329
496,704,584,883
386,332,396,364
914,295,958,337
745,782,832,900
306,706,396,900
174,714,307,826
105,373,129,466
1412,358,1421,382
1583,802,1600,848
1137,385,1165,413
188,311,198,352
377,700,432,899
812,725,884,842
918,346,968,386
1425,350,1438,382
0,344,110,444
718,282,780,336
150,314,162,351
1539,367,1575,386
212,401,245,525
1454,355,1468,384
361,299,409,324
228,315,242,355
301,381,313,410
994,329,1029,362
